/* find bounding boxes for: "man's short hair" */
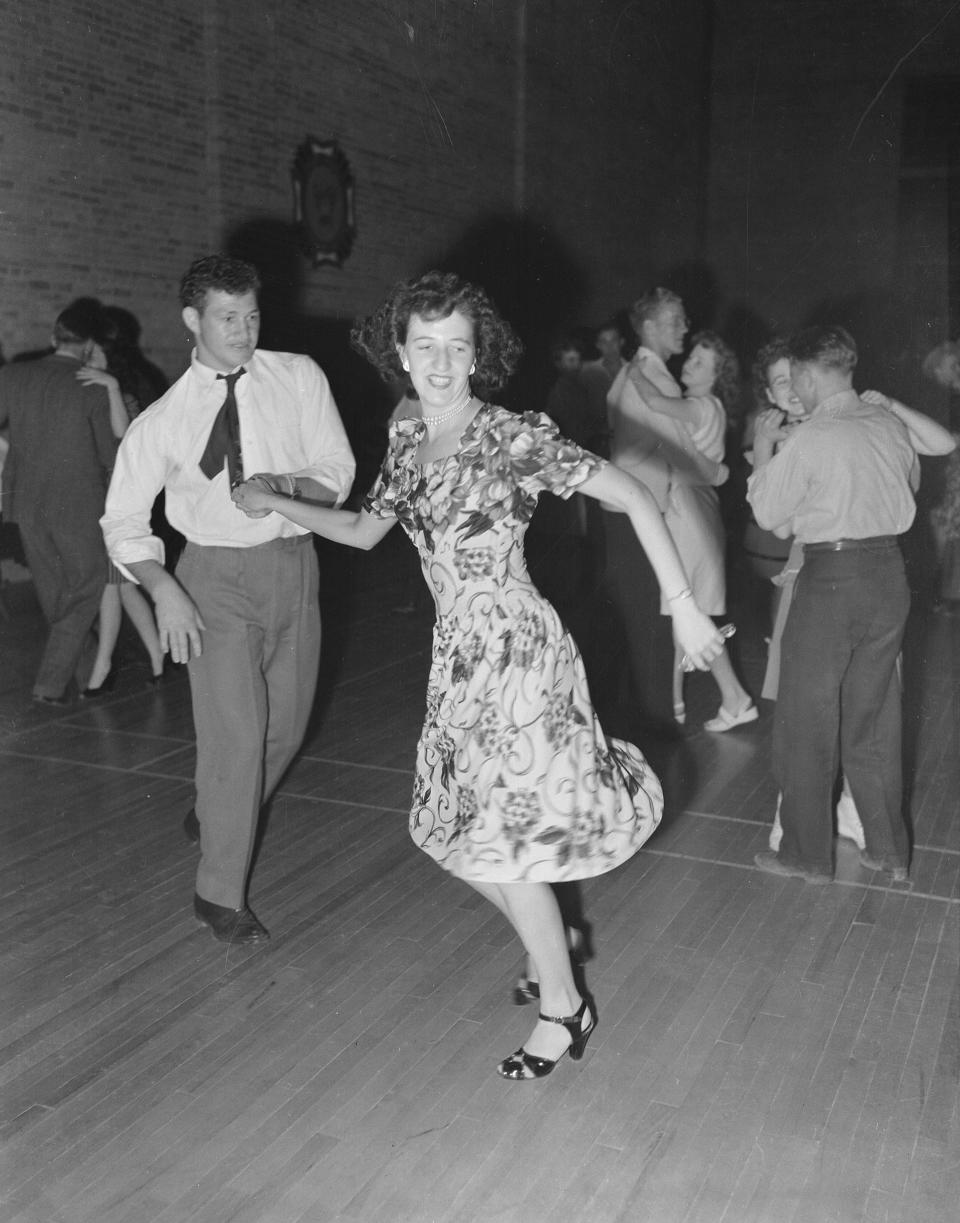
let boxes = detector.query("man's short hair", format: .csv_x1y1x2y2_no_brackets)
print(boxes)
179,255,261,312
53,297,105,345
788,325,858,374
629,287,683,335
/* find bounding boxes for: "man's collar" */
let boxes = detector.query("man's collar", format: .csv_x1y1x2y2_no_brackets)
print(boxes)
811,388,860,417
190,350,254,383
635,345,667,369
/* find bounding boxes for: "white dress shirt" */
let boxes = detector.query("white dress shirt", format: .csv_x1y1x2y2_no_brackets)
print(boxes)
102,349,356,572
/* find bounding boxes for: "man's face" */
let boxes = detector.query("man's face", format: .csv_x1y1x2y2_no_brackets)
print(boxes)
789,361,818,416
596,328,623,362
648,303,688,357
557,348,582,373
183,289,260,373
934,352,960,392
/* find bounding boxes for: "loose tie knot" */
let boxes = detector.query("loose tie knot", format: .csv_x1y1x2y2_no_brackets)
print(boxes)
199,367,246,484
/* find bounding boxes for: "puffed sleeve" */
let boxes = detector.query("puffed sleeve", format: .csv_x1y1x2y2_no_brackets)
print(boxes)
361,417,420,518
361,463,397,519
507,411,603,499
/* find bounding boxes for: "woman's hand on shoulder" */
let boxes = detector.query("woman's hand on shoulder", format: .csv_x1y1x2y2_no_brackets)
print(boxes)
76,366,119,392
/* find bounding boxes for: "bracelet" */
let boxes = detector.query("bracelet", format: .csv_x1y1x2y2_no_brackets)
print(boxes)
284,474,301,499
667,586,693,603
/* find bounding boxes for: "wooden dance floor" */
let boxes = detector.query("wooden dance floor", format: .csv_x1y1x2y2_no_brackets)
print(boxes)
1,533,958,1223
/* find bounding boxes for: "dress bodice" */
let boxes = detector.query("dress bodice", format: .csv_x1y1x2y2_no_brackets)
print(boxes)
363,403,602,620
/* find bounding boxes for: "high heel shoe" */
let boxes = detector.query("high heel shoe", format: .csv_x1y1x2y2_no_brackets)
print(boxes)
80,667,118,698
497,1000,596,1080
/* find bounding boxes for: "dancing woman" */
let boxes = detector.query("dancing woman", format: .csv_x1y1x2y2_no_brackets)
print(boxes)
232,272,725,1080
628,330,754,730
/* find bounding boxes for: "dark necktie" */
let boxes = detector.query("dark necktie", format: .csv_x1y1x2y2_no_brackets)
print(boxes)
199,368,246,485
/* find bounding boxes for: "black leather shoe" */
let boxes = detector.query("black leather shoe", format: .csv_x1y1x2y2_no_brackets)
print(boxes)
193,894,270,944
183,808,200,844
80,667,118,698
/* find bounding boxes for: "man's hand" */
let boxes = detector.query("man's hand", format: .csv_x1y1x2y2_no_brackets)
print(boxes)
232,478,278,517
232,474,277,517
153,581,206,663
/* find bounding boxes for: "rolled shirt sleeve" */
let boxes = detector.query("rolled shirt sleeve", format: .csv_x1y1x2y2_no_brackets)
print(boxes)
284,356,355,505
102,349,356,579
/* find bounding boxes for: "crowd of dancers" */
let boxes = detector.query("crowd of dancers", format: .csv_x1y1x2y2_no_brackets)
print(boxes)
1,258,957,1082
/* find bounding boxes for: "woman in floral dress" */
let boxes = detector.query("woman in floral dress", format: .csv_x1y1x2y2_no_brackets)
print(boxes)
232,272,725,1081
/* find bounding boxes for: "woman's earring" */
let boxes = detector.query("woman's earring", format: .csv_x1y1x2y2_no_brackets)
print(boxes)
470,363,476,375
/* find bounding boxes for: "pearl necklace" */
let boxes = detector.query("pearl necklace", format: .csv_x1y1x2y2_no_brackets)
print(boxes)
421,389,473,428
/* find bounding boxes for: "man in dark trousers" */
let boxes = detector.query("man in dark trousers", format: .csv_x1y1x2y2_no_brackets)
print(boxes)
102,255,355,944
0,298,116,703
748,325,919,884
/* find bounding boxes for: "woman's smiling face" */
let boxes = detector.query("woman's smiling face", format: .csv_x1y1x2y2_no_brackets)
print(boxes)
399,310,476,411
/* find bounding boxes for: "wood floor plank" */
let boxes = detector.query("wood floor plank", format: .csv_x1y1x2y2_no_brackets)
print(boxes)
2,559,958,1222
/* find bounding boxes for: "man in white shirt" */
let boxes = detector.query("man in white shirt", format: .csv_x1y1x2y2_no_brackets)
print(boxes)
102,255,355,943
600,288,704,732
748,325,919,885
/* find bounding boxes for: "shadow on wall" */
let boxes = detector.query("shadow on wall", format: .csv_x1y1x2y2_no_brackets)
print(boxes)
657,259,721,334
422,211,589,413
227,210,589,433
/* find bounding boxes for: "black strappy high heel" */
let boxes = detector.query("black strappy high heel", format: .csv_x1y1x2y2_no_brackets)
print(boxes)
496,1000,596,1080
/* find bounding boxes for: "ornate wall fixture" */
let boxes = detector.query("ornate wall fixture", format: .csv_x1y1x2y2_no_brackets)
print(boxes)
291,137,356,266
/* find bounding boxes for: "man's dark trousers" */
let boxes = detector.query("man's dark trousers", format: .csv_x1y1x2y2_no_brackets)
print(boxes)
773,539,910,876
19,507,106,698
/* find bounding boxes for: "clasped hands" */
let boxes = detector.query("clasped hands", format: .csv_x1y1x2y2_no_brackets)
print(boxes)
232,473,284,517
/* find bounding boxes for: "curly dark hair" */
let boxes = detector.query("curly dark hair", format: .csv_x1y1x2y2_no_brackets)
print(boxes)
751,337,792,408
179,255,261,312
689,329,740,409
350,270,523,395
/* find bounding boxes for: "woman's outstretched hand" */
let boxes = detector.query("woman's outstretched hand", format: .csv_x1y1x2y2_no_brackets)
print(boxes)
670,601,727,671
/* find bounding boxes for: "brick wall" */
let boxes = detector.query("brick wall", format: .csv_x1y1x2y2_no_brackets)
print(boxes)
0,0,708,414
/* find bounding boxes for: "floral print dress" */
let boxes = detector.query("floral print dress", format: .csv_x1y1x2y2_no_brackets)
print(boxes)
363,403,663,882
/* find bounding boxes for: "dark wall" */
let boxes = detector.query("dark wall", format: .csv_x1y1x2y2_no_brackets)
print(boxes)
703,0,960,402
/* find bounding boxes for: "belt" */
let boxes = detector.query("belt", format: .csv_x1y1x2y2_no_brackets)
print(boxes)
187,533,312,554
803,535,898,553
